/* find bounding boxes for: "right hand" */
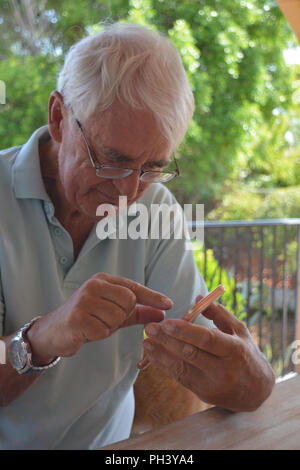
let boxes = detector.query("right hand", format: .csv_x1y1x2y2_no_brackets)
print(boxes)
27,273,173,366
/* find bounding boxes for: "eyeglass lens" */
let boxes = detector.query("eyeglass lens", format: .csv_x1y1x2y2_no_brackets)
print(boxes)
95,166,175,182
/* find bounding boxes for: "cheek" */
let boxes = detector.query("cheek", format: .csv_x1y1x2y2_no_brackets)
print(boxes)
60,162,96,206
58,138,91,188
139,182,152,194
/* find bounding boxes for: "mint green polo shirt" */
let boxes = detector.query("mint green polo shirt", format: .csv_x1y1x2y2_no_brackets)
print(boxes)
0,126,211,449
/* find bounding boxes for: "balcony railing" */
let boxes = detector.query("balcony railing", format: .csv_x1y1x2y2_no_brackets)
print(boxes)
190,218,300,378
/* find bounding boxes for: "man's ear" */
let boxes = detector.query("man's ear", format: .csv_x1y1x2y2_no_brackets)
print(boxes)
48,90,66,143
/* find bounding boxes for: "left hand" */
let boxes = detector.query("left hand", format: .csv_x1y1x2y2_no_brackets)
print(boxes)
143,297,276,412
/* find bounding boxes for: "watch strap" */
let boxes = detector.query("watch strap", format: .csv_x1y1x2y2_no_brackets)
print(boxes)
17,316,61,375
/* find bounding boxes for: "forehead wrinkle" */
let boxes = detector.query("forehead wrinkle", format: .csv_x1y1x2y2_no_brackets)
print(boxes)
102,147,133,162
86,108,172,167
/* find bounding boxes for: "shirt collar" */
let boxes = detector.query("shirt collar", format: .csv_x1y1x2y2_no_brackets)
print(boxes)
12,125,51,201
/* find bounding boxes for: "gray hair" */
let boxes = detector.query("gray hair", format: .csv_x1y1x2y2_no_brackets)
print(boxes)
57,22,194,151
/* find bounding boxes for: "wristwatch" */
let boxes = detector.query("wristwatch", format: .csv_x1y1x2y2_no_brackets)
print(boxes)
8,316,61,375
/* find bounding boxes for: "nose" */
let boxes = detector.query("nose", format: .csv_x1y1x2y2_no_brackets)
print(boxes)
111,171,141,199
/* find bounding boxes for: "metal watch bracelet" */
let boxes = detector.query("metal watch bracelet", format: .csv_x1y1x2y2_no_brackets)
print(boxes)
20,316,61,374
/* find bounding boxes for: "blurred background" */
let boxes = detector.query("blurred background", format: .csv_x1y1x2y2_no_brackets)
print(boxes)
0,0,299,377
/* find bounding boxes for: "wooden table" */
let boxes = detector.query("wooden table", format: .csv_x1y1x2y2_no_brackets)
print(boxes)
100,374,300,450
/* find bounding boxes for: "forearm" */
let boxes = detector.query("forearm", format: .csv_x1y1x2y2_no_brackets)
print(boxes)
0,333,42,407
0,274,172,407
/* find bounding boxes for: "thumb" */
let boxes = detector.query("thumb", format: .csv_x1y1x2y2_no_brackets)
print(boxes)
195,294,204,304
121,305,165,328
193,294,235,334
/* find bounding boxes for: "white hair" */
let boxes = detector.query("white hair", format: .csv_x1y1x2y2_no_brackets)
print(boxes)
57,22,194,151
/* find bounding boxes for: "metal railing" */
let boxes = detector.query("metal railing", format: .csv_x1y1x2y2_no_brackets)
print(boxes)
191,219,300,377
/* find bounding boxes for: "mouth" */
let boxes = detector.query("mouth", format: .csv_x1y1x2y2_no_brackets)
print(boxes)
90,188,121,204
88,186,145,208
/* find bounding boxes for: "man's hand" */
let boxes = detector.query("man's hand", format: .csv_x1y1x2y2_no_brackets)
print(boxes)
27,273,173,365
143,297,276,412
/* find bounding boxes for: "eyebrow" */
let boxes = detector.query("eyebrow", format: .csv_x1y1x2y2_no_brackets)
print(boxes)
102,147,171,168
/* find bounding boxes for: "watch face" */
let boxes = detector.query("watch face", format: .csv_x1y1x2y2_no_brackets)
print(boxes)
9,338,27,370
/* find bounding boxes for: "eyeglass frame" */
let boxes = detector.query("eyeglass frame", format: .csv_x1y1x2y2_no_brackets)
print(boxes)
74,118,180,183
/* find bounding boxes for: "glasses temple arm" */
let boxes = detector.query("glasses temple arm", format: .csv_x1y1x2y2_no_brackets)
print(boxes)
75,119,98,169
173,155,180,177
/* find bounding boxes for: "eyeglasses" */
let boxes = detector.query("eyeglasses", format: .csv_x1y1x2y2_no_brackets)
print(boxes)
75,119,180,183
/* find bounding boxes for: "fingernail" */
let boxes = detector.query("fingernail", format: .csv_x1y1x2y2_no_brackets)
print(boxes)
162,321,176,334
161,297,173,308
146,323,159,336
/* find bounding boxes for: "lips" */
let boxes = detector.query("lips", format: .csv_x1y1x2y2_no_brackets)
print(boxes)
89,185,145,207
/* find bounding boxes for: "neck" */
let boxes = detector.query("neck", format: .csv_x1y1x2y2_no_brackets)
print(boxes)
38,138,95,259
39,138,91,229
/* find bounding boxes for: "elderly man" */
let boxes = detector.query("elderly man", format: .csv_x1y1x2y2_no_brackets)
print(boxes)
0,22,275,449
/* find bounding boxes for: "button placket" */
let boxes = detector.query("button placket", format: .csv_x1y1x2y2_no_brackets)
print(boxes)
60,256,68,265
44,207,73,272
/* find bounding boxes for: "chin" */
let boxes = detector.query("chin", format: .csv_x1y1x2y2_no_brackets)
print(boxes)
78,195,116,221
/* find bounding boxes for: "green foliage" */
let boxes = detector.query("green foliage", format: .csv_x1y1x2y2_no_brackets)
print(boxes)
0,54,59,148
208,186,300,220
207,186,300,280
0,0,299,208
263,341,293,377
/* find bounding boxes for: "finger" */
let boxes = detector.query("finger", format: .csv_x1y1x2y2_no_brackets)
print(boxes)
201,303,247,336
122,306,165,327
155,319,240,356
142,339,207,396
143,329,218,372
90,279,137,314
86,297,129,330
81,314,110,342
93,273,173,310
195,294,204,304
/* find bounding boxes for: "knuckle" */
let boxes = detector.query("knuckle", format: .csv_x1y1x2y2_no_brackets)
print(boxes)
128,280,140,295
94,272,108,280
91,272,111,285
173,360,188,384
201,328,214,349
235,319,248,336
85,278,100,291
125,289,136,312
182,343,198,362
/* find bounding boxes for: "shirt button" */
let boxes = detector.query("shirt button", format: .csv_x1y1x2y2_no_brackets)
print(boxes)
60,256,68,265
44,202,53,216
54,227,62,236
